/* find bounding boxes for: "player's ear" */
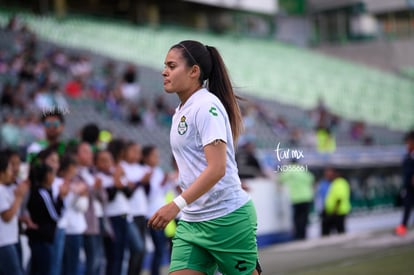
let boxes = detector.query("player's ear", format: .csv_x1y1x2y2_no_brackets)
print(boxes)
189,64,201,79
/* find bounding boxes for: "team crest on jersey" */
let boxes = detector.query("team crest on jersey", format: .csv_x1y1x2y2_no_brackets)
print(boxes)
177,116,188,135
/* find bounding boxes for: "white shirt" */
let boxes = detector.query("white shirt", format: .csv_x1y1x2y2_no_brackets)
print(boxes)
78,167,104,218
97,171,130,217
0,184,19,246
62,192,88,235
53,177,88,234
146,166,169,217
51,177,68,229
120,161,150,217
170,88,250,222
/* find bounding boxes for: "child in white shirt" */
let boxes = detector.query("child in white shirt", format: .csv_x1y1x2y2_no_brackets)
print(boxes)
0,151,29,275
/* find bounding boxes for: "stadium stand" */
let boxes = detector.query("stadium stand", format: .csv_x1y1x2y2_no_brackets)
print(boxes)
0,12,412,133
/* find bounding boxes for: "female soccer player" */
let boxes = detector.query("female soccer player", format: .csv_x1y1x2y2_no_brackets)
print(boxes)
148,40,261,275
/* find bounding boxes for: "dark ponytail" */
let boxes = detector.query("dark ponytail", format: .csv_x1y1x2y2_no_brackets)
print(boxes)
205,46,243,145
171,40,243,144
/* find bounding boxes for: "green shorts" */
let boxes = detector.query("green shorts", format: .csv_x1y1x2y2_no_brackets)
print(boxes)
169,200,259,275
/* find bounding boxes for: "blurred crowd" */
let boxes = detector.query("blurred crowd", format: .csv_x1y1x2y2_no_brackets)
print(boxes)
0,15,175,154
0,15,182,275
1,14,378,158
1,109,180,275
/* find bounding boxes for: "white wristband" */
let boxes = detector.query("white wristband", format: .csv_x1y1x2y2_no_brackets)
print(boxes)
173,195,187,210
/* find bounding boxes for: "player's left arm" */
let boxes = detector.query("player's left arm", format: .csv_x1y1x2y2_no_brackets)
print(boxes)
180,139,226,204
147,140,226,230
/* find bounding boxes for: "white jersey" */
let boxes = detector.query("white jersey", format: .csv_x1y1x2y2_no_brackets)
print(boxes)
120,161,149,217
0,184,19,247
170,88,250,222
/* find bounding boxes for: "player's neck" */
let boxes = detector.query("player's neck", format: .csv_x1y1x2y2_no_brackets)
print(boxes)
178,85,202,109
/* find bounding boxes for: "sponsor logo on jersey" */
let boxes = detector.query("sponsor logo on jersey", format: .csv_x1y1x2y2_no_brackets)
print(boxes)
209,106,218,116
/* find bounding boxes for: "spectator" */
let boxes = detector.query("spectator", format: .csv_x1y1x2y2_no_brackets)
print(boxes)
65,77,84,99
96,149,129,275
34,86,54,111
395,130,414,236
59,156,89,275
69,55,92,79
23,113,45,141
278,160,315,240
273,115,289,134
4,149,24,185
236,138,265,180
321,167,351,236
120,64,141,102
0,82,14,108
75,142,106,275
36,147,70,275
26,109,66,163
49,83,69,112
1,115,23,150
314,169,332,217
142,106,158,128
350,121,366,141
105,84,125,120
120,141,151,275
154,95,173,126
80,123,101,152
315,125,336,153
142,145,170,275
128,103,143,125
26,163,63,275
4,149,26,268
0,150,29,275
288,128,303,147
50,48,69,72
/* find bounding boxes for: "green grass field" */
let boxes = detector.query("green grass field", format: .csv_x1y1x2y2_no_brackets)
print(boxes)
295,245,414,275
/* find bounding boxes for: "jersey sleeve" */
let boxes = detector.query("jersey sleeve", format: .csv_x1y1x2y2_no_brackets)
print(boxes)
195,101,228,147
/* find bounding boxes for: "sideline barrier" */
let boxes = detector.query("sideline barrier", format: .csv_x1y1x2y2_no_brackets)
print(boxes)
244,178,293,247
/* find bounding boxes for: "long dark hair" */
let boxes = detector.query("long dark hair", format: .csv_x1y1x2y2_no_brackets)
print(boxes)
29,163,53,188
171,40,243,144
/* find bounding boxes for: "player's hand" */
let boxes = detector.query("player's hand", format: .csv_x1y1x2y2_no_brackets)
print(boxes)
148,202,180,230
